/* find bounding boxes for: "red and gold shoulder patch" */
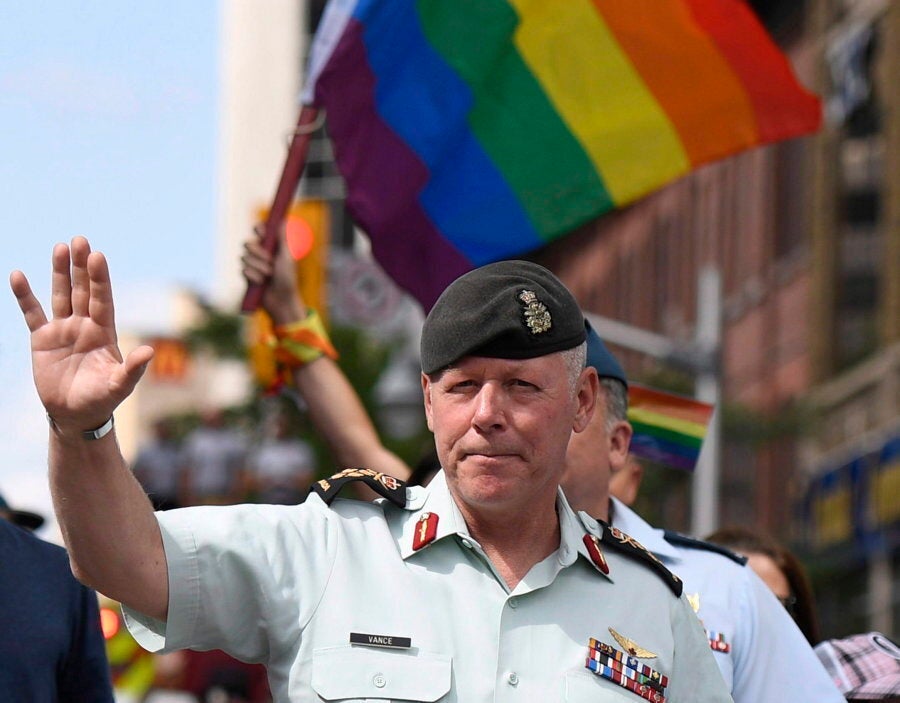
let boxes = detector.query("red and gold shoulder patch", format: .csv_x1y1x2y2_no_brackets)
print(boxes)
583,534,610,574
412,512,439,551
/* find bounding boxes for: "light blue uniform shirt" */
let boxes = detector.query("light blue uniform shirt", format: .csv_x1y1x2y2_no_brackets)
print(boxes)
126,472,733,703
610,498,843,703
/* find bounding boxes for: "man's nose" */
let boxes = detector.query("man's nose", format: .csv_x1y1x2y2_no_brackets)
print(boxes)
472,383,506,430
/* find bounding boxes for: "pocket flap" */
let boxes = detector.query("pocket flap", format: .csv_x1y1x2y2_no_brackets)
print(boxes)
312,645,451,701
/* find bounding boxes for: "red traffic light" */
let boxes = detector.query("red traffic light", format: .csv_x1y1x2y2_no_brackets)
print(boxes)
100,606,120,640
285,215,315,260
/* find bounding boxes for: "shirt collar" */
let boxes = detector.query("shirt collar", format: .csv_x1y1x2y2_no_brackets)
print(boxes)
399,473,613,585
399,470,471,559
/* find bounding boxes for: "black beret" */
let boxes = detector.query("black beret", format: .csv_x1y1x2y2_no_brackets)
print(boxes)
585,320,628,388
421,260,586,375
0,493,44,531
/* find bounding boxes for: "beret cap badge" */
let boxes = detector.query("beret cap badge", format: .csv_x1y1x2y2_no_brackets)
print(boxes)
518,290,552,335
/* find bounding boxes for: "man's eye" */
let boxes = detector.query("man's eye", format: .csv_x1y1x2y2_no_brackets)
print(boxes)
512,379,536,389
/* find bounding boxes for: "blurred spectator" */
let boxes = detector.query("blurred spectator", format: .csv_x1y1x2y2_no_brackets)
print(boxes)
707,525,822,644
246,412,316,505
814,631,900,701
180,650,271,702
133,417,184,511
142,649,271,703
0,493,114,701
180,408,248,506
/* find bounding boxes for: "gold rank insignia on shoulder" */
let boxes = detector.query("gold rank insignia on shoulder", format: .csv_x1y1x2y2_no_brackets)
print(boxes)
518,290,552,334
599,522,683,597
310,467,407,508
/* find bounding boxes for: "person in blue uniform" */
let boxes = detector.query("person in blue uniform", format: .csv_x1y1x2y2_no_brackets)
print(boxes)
562,325,844,702
12,238,732,703
0,503,114,702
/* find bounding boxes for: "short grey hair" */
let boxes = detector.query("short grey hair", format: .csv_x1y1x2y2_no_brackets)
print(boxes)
600,377,628,430
561,342,588,396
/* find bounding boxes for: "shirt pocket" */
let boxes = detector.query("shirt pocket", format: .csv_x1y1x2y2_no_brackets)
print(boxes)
564,671,646,702
311,645,451,702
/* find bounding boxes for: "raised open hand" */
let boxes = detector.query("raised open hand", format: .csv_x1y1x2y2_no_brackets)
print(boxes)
9,237,154,435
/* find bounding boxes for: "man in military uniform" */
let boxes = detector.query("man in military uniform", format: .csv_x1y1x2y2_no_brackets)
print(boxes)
241,232,843,701
11,237,732,702
562,325,844,702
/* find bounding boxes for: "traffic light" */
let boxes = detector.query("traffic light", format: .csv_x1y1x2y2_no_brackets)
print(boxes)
255,199,330,321
287,199,330,322
249,199,331,392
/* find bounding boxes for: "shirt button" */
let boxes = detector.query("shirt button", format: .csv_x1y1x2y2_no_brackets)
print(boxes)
461,539,473,549
508,597,518,609
507,672,519,686
373,674,386,688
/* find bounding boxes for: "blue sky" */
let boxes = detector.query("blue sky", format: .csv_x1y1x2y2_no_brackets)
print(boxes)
0,2,220,531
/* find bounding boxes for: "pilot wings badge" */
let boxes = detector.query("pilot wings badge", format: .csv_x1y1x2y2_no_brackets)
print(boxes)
609,627,658,659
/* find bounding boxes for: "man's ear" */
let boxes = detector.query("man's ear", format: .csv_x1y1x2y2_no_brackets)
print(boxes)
421,373,435,432
573,368,599,433
607,420,633,473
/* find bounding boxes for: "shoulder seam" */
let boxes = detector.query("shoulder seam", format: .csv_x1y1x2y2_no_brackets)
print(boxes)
663,530,748,565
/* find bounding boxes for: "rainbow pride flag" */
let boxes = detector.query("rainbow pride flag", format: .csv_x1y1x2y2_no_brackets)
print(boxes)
627,384,714,472
303,0,822,310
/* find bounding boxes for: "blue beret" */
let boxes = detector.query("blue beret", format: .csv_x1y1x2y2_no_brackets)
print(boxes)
585,320,627,388
421,260,586,375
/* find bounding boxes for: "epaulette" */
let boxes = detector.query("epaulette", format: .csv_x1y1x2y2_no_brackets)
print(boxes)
599,522,683,597
309,468,407,508
663,530,748,566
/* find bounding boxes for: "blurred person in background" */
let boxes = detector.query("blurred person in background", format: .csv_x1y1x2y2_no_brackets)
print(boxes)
815,631,900,702
0,491,114,702
707,525,823,645
246,410,317,505
133,417,184,511
180,407,248,506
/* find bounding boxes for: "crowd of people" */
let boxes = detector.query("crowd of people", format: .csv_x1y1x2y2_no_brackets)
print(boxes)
132,407,318,514
4,234,898,702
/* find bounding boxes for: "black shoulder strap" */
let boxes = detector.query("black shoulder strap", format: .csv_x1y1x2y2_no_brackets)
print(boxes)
598,521,683,597
663,530,748,566
309,468,407,508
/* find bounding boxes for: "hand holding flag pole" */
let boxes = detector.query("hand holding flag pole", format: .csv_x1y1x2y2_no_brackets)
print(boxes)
240,105,321,313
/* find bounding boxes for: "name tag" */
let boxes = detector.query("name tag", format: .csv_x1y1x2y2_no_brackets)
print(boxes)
349,632,412,649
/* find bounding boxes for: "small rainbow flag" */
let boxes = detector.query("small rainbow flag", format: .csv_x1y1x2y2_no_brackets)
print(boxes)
627,384,714,472
304,0,821,310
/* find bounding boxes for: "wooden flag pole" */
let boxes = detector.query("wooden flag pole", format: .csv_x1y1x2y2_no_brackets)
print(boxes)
240,105,321,313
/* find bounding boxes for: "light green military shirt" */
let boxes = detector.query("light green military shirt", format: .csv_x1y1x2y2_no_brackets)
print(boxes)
125,471,732,702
